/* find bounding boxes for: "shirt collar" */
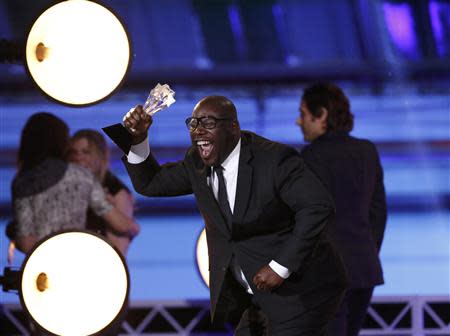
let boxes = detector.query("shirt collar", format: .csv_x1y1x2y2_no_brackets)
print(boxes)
219,138,241,173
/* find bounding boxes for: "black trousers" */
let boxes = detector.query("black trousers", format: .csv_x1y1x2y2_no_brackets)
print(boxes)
235,294,344,336
325,287,374,336
221,271,345,336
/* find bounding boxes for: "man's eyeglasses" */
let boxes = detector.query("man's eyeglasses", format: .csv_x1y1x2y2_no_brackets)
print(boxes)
185,116,233,131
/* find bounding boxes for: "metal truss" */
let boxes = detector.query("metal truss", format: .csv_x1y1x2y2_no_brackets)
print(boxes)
1,296,449,335
361,296,450,336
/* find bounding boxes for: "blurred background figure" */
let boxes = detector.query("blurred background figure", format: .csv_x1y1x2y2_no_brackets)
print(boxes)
11,113,134,255
296,83,387,336
10,113,138,335
68,129,140,257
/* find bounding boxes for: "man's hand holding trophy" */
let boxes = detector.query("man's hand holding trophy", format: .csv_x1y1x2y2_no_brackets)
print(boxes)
103,83,176,152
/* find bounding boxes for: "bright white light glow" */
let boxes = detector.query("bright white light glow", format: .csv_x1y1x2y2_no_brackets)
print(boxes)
25,0,130,105
21,231,128,336
195,228,210,287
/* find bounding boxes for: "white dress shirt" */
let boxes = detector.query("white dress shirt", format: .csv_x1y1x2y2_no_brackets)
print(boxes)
128,137,291,294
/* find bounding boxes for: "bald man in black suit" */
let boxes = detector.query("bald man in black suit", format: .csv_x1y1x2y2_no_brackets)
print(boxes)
109,95,347,335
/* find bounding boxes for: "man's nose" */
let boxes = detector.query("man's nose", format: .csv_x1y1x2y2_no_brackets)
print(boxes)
296,117,303,126
193,124,207,134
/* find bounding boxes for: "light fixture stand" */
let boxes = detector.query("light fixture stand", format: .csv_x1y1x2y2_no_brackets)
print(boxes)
0,267,21,292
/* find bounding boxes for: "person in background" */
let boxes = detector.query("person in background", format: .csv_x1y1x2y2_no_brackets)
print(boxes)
67,129,140,257
296,83,387,336
12,113,135,255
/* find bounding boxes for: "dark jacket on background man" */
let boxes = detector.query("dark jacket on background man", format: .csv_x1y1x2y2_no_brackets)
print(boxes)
301,131,387,288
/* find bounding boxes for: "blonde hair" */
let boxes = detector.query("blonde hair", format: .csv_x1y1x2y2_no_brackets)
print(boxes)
70,129,110,180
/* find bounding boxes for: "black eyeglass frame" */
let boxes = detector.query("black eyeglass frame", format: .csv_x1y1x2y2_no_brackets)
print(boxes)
185,116,233,131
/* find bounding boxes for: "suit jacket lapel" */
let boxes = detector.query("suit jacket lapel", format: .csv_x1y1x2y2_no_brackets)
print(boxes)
233,137,253,223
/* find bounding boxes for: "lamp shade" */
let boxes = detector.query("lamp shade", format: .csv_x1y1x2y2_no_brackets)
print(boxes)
195,228,209,287
20,230,129,336
25,0,131,106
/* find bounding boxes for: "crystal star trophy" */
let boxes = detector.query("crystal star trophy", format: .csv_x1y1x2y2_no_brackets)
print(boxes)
141,83,176,116
102,83,176,153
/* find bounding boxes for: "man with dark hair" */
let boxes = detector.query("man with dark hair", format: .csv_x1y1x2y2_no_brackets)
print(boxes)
112,95,347,335
297,83,387,336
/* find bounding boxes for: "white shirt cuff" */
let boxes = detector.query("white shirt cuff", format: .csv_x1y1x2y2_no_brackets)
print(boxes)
127,136,150,164
269,260,291,279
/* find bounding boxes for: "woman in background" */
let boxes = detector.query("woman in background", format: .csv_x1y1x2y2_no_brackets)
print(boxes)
12,113,135,254
68,129,140,257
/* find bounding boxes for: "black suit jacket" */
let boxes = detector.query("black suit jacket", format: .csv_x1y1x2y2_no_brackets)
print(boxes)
301,131,387,288
124,131,347,322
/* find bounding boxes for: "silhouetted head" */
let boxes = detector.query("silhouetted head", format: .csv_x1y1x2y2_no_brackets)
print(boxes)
18,112,69,172
297,83,354,142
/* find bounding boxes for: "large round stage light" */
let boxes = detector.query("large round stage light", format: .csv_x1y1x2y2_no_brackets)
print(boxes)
195,228,209,287
20,230,129,336
25,0,131,106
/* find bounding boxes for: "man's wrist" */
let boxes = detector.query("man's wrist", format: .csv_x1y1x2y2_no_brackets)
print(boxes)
128,136,150,164
131,133,148,145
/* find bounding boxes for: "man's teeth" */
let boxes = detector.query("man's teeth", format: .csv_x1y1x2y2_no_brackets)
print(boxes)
197,140,210,146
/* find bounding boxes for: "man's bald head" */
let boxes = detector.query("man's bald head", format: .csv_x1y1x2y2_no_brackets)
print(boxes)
193,96,238,121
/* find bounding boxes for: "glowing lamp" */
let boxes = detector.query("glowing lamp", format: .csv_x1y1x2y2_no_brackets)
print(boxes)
25,0,131,106
20,230,129,335
195,228,209,287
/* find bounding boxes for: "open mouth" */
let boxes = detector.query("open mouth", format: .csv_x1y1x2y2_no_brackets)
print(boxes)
196,140,213,160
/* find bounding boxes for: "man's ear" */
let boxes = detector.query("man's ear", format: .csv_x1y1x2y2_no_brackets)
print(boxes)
319,107,328,123
231,120,241,138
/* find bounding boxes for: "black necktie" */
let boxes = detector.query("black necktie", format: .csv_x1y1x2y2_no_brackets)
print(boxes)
215,166,233,228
